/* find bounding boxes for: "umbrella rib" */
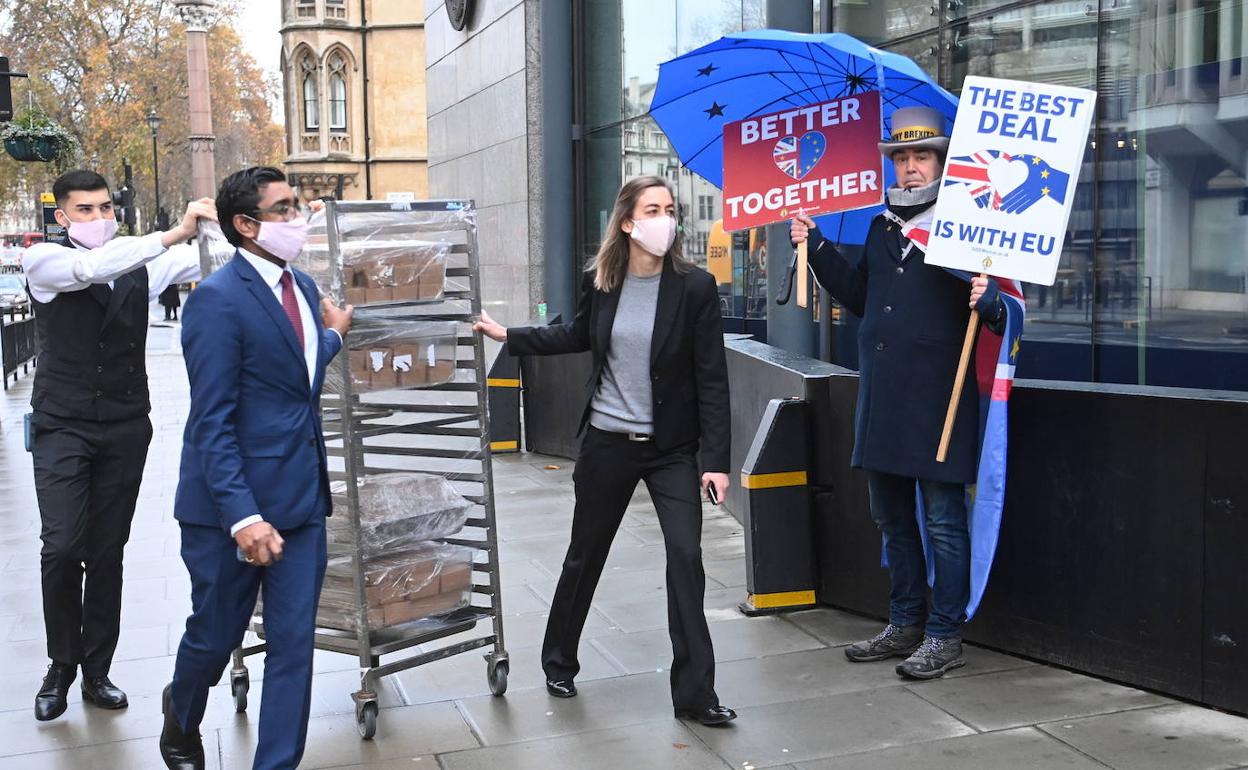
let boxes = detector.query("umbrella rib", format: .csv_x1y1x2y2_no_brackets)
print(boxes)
805,42,834,102
775,49,821,107
649,67,848,112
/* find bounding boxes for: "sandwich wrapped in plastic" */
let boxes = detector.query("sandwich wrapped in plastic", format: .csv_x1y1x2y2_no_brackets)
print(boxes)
331,319,459,394
328,472,473,554
303,202,475,306
315,543,477,633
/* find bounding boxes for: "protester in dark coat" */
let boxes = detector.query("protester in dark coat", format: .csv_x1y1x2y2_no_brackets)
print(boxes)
791,106,1006,681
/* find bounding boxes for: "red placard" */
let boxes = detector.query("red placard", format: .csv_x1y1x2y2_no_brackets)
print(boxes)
722,92,884,232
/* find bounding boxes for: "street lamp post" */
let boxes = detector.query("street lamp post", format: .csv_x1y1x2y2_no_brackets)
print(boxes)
146,109,162,231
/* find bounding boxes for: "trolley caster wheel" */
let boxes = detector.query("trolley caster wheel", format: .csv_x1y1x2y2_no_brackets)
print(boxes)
488,659,508,696
356,701,378,740
230,674,249,713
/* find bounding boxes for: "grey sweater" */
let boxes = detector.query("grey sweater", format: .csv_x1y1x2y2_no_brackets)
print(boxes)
589,271,661,434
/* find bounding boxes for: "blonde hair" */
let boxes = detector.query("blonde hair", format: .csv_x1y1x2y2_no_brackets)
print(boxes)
590,175,692,293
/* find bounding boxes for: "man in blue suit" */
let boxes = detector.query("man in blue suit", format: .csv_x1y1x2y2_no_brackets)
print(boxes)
160,167,353,770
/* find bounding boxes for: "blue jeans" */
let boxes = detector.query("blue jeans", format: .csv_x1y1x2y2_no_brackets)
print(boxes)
866,471,970,639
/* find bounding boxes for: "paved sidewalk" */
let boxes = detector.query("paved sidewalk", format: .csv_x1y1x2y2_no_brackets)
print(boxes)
0,323,1244,769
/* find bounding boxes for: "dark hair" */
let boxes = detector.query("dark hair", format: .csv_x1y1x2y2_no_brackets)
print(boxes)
52,170,110,206
217,166,287,246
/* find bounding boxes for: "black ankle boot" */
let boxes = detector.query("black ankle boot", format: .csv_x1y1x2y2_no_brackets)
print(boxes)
159,684,205,770
35,663,76,722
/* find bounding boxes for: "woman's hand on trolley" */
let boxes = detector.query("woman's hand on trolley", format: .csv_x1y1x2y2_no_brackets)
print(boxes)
473,310,508,342
701,472,730,505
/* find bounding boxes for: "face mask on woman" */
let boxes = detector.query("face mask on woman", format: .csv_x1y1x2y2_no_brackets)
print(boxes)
629,215,677,257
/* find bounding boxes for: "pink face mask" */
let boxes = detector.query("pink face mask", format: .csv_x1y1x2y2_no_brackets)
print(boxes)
629,215,677,257
67,218,119,249
253,216,309,263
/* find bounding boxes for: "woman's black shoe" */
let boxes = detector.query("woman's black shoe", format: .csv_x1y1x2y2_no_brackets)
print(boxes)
35,663,76,722
82,675,128,709
545,679,577,698
674,704,737,726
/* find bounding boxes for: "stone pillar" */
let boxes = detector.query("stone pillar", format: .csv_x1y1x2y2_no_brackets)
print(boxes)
176,0,217,200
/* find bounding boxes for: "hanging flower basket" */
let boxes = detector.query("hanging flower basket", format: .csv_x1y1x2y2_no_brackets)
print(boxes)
1,107,78,164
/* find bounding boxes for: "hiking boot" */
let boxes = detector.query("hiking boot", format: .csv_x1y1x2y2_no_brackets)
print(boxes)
896,636,966,680
844,623,923,662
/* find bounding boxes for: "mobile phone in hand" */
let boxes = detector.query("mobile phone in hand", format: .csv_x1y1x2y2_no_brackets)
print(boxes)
707,481,720,506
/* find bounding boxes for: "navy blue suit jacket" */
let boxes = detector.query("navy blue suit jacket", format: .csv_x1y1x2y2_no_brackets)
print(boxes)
174,252,341,534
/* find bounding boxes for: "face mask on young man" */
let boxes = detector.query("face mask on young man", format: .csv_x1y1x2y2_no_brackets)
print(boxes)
629,215,677,257
251,216,309,263
67,217,119,250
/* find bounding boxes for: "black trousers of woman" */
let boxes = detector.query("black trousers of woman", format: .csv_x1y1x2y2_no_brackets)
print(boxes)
541,426,717,710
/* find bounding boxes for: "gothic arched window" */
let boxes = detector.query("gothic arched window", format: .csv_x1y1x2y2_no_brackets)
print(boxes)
327,53,348,131
300,55,319,131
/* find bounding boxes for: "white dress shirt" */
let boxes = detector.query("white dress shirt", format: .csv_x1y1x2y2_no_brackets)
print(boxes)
22,232,226,304
231,248,341,538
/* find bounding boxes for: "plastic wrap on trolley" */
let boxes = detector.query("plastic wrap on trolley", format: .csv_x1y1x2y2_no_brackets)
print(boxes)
326,318,459,394
316,543,478,632
198,221,236,273
328,472,473,553
303,202,476,306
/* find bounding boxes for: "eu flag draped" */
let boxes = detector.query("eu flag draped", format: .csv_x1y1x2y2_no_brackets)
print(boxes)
890,208,1026,619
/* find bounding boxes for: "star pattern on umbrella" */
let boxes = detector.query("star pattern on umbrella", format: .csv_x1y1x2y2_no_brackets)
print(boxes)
697,63,718,77
704,101,725,119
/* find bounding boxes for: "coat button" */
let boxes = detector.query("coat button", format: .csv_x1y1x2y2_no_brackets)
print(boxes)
884,305,892,313
130,342,136,349
875,342,886,352
94,390,103,398
895,266,904,274
96,365,104,373
98,342,106,349
128,366,135,373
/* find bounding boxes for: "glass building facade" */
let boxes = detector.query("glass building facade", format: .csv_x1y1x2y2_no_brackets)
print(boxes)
574,1,1248,392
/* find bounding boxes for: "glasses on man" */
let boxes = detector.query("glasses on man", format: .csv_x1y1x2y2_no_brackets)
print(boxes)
252,201,308,221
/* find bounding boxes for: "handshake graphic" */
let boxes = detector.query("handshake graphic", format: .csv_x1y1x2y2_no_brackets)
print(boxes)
943,151,1070,214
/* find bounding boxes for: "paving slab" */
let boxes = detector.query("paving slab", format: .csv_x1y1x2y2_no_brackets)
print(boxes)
1038,703,1248,770
687,687,975,767
796,726,1105,769
438,720,725,770
909,665,1171,732
588,616,825,676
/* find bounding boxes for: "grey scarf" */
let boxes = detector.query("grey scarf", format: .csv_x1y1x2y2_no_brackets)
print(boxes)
886,179,940,221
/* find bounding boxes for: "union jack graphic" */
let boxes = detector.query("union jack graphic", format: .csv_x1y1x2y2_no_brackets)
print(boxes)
944,150,1013,210
773,136,800,178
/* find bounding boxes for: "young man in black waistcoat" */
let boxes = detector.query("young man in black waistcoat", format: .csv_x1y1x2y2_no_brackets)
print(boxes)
23,169,219,722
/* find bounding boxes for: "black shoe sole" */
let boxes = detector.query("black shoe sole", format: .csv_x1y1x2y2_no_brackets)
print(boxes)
673,708,737,726
545,684,577,698
895,657,966,680
82,689,128,709
34,700,67,722
845,644,921,663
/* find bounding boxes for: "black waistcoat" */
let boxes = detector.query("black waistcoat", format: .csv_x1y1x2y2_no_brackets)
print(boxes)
30,258,151,422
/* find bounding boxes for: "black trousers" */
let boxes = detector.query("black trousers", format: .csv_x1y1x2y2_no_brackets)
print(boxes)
541,426,718,709
31,411,152,676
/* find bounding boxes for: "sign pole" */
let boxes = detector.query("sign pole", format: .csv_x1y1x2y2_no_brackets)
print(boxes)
936,272,987,463
795,239,808,308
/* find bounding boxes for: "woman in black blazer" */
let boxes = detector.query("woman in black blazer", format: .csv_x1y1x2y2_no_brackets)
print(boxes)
474,175,735,726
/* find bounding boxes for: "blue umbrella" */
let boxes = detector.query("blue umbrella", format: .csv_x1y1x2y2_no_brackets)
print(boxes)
650,29,958,244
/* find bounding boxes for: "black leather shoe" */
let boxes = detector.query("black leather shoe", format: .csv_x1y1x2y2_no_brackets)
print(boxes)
674,704,738,726
82,675,128,709
35,663,76,722
545,679,577,698
159,684,205,770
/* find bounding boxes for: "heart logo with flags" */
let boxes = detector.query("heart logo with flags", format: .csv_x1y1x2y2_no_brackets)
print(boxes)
773,131,827,180
987,157,1029,199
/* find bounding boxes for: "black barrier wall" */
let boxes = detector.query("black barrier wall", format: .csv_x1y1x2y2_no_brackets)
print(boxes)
811,372,1248,716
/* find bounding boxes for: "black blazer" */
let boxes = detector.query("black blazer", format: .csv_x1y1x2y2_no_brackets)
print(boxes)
507,262,731,472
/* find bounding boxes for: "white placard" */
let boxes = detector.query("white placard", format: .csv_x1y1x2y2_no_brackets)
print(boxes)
924,76,1096,286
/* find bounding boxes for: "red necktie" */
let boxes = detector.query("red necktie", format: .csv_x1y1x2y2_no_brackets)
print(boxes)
279,271,305,349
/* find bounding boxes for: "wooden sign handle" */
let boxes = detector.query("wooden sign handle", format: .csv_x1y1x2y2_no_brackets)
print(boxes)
796,239,809,309
936,272,987,463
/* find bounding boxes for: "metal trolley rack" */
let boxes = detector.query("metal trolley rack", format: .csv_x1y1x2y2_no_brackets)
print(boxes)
229,199,508,740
